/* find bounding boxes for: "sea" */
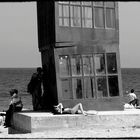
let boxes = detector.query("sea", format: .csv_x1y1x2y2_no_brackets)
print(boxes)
0,68,140,111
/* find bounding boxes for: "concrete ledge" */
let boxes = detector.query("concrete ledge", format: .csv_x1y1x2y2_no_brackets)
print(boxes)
8,109,140,134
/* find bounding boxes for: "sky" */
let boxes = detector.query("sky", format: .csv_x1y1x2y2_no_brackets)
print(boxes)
0,2,139,68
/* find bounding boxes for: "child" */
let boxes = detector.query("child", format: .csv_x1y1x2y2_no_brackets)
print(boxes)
3,89,23,128
127,89,139,107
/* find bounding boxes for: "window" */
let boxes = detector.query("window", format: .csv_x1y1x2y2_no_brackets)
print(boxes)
108,76,119,96
72,78,83,99
97,76,108,97
94,2,104,28
106,8,115,28
105,2,115,28
58,1,116,29
82,55,93,76
82,2,92,28
94,7,104,28
105,2,115,8
58,2,70,26
70,4,81,27
94,2,103,6
59,53,119,100
84,77,95,98
61,78,73,99
93,1,115,29
71,55,82,76
59,55,72,99
59,55,70,76
94,54,106,75
107,53,117,74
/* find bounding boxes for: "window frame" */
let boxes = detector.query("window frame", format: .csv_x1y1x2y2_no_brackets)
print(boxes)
58,52,119,100
57,1,116,29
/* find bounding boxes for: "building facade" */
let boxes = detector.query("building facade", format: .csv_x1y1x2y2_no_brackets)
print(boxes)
37,1,123,111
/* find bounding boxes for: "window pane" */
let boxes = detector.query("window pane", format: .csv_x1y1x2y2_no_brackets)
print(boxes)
59,18,63,26
107,53,117,74
108,76,119,96
97,77,107,97
59,55,70,76
72,78,83,99
58,4,62,17
84,78,95,98
105,2,115,7
63,5,69,17
71,55,82,76
94,8,104,28
82,55,93,76
82,2,92,6
70,6,81,27
64,18,69,26
94,2,103,6
70,1,80,5
106,9,115,28
82,7,92,28
95,54,106,74
61,78,73,99
58,1,69,4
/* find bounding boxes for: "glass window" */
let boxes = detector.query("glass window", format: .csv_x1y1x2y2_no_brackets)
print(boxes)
108,76,119,96
58,4,63,26
70,1,80,5
107,53,117,74
94,7,104,28
58,1,69,4
105,2,115,7
95,54,106,75
94,2,104,6
59,55,70,76
106,8,115,28
70,6,81,27
82,55,93,76
63,5,69,26
96,76,108,97
84,78,95,98
82,7,92,28
72,78,83,99
71,55,82,76
61,78,73,99
82,2,92,6
58,3,70,26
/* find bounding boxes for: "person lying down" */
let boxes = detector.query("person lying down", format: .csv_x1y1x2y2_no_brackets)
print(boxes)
53,103,97,115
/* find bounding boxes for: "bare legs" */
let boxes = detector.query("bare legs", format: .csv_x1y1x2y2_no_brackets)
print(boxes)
71,103,86,115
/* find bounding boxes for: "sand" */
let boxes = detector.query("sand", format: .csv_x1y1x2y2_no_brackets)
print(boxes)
1,125,140,139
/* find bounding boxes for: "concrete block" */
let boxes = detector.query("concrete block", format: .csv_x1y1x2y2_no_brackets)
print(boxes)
8,110,140,134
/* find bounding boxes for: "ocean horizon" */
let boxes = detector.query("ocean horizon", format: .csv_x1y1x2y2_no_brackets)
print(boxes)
0,67,140,111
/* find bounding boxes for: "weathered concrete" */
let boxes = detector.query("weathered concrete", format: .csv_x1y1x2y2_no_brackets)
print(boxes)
8,109,140,135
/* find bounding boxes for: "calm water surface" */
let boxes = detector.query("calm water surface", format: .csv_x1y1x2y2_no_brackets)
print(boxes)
0,68,139,111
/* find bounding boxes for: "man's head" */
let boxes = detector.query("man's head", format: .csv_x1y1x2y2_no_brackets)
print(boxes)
9,89,18,96
131,89,134,93
37,67,42,73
